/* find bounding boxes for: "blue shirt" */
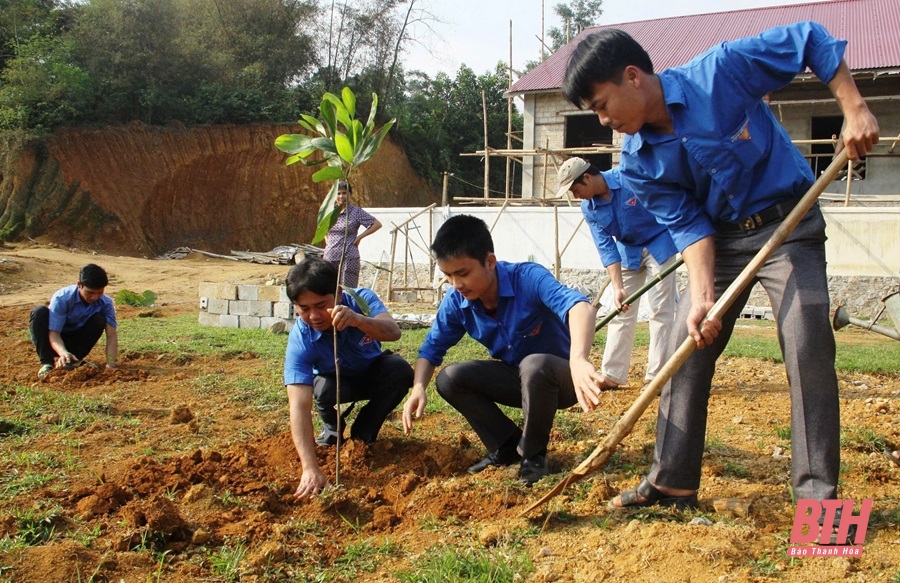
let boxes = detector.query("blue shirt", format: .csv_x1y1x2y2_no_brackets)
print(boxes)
418,261,588,367
582,168,677,270
619,21,845,252
283,288,388,386
48,285,117,333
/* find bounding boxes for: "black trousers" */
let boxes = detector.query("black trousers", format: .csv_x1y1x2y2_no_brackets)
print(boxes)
435,354,579,460
313,351,413,443
29,306,106,366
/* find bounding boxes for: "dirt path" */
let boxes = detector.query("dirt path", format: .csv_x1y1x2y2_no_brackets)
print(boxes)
1,242,899,583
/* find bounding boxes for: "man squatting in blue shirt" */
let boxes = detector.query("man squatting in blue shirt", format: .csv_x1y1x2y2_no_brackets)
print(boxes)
402,215,607,486
561,21,878,528
283,258,413,499
29,263,118,377
557,159,678,390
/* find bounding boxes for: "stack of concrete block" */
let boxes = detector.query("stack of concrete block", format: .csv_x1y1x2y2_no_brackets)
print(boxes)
198,282,295,331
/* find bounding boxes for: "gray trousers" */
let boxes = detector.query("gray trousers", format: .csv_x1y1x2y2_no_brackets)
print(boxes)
435,353,579,459
648,207,840,501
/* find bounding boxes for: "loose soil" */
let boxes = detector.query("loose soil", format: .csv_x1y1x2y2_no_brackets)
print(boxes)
1,242,898,583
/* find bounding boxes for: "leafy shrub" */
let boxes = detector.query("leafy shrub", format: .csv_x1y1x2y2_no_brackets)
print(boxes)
115,289,157,307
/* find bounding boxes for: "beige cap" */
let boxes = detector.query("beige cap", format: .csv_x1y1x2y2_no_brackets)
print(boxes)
555,157,592,198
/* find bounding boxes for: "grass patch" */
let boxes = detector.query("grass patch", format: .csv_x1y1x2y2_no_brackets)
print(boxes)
774,425,791,441
0,504,65,551
208,540,247,583
3,385,113,433
335,538,402,577
119,314,288,360
841,426,888,453
723,461,750,479
396,544,532,583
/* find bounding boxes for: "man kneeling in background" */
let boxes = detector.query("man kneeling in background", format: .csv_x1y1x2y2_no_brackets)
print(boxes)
29,263,118,377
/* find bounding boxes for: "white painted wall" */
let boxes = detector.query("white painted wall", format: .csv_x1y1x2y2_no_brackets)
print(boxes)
358,205,900,278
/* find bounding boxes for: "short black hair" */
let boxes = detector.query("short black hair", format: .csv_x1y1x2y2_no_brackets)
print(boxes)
431,215,494,265
337,179,352,194
79,264,108,288
562,29,654,108
285,258,337,302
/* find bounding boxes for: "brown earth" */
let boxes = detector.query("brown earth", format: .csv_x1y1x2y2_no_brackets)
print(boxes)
1,243,899,583
0,126,437,257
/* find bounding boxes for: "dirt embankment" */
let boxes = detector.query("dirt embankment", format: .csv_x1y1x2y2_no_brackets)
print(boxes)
0,125,436,256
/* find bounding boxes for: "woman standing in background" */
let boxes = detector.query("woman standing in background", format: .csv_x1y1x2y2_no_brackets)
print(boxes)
323,179,382,287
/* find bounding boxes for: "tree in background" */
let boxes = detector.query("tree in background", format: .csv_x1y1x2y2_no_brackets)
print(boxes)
67,0,318,125
547,0,603,52
0,33,91,129
389,64,523,198
0,0,521,197
317,0,435,100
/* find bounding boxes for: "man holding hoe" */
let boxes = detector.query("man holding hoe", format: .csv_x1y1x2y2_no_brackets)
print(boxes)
561,21,878,534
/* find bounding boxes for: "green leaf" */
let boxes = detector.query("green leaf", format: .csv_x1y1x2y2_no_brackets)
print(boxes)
324,93,352,130
350,119,364,150
310,137,338,154
333,132,354,164
312,205,340,245
316,181,340,227
343,288,371,316
298,114,326,136
274,133,313,154
366,92,379,129
341,87,357,119
319,99,337,136
355,118,395,165
312,165,345,183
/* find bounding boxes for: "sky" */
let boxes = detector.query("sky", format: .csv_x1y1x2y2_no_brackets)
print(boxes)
403,0,829,78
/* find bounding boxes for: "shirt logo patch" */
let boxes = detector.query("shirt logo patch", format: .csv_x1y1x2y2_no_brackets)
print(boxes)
529,322,542,337
358,335,373,346
732,118,752,142
625,197,637,206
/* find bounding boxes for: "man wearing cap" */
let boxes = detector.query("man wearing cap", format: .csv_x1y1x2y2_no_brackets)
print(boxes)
557,158,678,390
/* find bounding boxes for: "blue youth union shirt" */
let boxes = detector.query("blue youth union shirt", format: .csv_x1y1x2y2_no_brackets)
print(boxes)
418,261,588,367
582,168,677,271
48,285,117,333
283,288,388,386
619,21,845,252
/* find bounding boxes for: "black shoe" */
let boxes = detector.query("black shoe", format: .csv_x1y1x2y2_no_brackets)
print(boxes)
315,424,343,446
518,454,548,486
467,447,521,474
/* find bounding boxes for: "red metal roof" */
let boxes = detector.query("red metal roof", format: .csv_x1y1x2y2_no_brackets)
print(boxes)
509,0,900,94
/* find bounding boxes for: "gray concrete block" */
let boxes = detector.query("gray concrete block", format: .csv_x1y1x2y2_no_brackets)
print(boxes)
248,301,273,318
199,282,237,300
198,311,220,327
273,301,294,319
237,285,259,301
219,315,240,328
258,285,284,302
207,298,230,315
239,315,261,329
230,300,251,316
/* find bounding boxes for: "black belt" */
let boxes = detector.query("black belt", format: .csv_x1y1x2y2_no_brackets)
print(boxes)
716,198,804,233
